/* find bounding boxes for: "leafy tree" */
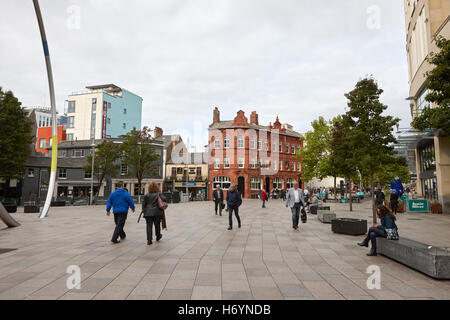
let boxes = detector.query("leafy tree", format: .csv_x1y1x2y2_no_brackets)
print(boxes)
0,87,33,180
412,36,450,136
344,77,400,222
373,156,410,187
121,127,160,199
84,141,121,197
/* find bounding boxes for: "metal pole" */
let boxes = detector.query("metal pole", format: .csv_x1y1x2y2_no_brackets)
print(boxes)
90,143,95,205
33,0,58,219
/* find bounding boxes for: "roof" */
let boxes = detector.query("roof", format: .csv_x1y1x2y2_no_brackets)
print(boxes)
86,84,122,92
160,135,183,149
25,156,88,169
209,121,302,138
53,138,164,150
167,152,208,165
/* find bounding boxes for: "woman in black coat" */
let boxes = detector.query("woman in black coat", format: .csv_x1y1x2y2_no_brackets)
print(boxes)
142,182,167,245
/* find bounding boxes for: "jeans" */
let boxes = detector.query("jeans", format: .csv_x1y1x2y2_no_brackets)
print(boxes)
262,200,265,208
363,227,386,250
290,203,301,227
112,212,128,241
145,216,161,241
214,200,223,215
228,206,241,228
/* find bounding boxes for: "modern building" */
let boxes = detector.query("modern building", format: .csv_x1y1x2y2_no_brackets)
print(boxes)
35,125,67,154
403,0,450,213
208,108,304,199
23,106,68,135
65,84,142,141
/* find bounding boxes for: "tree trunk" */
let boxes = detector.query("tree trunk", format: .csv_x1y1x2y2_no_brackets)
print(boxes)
371,173,376,224
333,176,337,202
349,179,353,212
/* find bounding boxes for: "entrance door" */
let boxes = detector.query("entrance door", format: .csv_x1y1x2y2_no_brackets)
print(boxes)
238,177,245,198
265,177,270,193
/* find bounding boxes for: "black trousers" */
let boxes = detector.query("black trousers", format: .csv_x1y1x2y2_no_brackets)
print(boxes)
214,200,223,215
228,206,241,228
363,227,386,250
112,212,128,241
145,216,161,241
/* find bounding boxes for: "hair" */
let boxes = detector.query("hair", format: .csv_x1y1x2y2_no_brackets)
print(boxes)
377,204,397,221
116,181,124,188
148,182,160,193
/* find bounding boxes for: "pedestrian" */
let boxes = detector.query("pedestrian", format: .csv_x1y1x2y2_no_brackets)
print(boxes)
213,184,224,216
375,188,385,206
226,185,242,230
285,181,305,230
261,189,267,208
390,190,399,214
142,182,167,245
358,205,398,256
281,189,286,201
106,181,135,244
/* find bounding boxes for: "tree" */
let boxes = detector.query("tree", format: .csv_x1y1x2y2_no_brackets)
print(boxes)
373,156,410,187
412,36,450,136
0,87,33,181
83,141,121,197
121,127,160,200
344,77,400,222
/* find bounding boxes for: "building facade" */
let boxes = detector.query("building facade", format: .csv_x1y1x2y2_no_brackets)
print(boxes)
404,0,450,213
208,108,304,199
36,125,66,154
65,84,142,141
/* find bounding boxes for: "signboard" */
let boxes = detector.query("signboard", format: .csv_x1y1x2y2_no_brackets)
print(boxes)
407,199,429,213
175,182,206,188
102,101,108,139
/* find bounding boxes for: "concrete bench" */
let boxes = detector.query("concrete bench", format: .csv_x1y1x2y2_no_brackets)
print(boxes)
318,211,336,223
331,218,367,235
376,237,450,280
318,206,330,211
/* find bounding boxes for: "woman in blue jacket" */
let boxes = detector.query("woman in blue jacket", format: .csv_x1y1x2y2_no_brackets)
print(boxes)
358,205,398,256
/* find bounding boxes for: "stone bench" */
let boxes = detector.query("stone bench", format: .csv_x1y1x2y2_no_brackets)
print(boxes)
318,211,336,223
331,218,367,235
376,237,450,280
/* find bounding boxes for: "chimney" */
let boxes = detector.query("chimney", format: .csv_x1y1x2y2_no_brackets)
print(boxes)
213,107,220,124
154,126,163,138
250,111,259,125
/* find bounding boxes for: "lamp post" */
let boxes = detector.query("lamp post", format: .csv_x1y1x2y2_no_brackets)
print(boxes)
90,141,96,205
33,0,58,219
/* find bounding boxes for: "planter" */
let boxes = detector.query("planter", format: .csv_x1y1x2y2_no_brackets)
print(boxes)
24,205,40,213
318,211,336,224
397,204,405,213
51,201,66,207
310,206,318,214
431,203,443,214
331,218,367,236
2,204,17,213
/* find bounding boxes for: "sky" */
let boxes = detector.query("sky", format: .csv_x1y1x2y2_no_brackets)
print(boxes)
0,0,411,150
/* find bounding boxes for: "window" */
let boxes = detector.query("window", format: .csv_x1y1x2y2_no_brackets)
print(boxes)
74,149,85,157
285,161,290,171
67,116,75,128
28,168,35,178
238,136,244,149
279,160,283,171
286,143,290,153
176,167,183,174
273,178,283,189
189,167,196,174
264,159,270,168
66,133,74,141
39,138,46,149
196,167,202,176
108,102,111,109
58,149,67,157
39,116,42,127
84,171,92,179
291,145,295,154
121,164,128,176
279,143,282,153
273,142,277,153
264,141,268,151
250,159,256,168
224,158,230,169
214,138,220,149
286,178,294,189
250,138,256,149
224,136,230,148
258,140,262,150
58,168,67,179
107,118,111,124
123,123,126,129
67,101,76,113
214,158,220,169
251,177,261,190
49,138,53,147
238,158,245,168
90,98,97,140
415,88,431,117
273,161,277,171
123,108,127,114
213,176,231,189
292,161,295,171
298,162,301,171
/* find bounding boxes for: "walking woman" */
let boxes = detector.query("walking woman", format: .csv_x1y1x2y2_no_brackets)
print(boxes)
142,182,167,245
358,205,398,256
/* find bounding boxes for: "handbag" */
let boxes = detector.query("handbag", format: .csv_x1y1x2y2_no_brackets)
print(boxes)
301,208,307,223
157,193,168,210
385,228,399,240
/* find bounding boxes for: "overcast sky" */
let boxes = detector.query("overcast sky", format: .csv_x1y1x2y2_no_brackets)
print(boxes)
0,0,410,150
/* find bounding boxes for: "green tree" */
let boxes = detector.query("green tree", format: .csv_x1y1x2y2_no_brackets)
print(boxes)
84,141,121,197
0,87,33,180
412,36,450,136
121,127,160,200
373,156,410,187
344,77,400,222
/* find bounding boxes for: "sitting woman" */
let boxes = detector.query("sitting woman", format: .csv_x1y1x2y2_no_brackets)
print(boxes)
358,205,398,256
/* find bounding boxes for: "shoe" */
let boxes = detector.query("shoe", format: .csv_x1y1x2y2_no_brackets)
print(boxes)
238,225,241,229
111,240,120,244
367,249,377,256
227,227,232,230
215,212,217,215
120,235,126,240
358,242,369,247
147,240,153,245
156,235,162,242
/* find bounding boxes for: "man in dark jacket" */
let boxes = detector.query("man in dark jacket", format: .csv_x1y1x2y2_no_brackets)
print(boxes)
213,184,224,216
226,185,242,230
375,189,385,206
106,181,135,244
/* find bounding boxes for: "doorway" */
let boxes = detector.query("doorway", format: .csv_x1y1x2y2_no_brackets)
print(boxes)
238,176,245,198
265,177,270,193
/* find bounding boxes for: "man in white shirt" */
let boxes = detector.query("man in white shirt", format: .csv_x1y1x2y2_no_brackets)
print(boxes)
285,181,305,230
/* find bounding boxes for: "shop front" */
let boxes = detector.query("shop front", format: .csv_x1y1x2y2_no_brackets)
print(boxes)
174,181,207,200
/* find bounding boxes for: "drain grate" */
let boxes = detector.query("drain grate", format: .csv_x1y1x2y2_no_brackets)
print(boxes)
0,248,17,255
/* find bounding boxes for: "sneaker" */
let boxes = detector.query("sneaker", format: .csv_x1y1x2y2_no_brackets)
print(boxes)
156,234,162,242
227,227,232,230
358,242,369,247
147,240,153,245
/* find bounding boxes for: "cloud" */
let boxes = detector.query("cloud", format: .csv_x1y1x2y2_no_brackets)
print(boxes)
0,0,410,149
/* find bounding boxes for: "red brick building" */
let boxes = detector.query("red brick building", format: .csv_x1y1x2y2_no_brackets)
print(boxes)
208,107,304,199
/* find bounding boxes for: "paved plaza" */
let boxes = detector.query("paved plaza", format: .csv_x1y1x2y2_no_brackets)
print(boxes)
0,199,449,300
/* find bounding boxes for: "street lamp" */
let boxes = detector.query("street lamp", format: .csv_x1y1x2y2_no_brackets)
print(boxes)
90,141,96,205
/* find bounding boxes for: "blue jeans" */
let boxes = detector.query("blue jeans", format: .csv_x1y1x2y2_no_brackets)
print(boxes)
262,200,265,208
363,227,386,250
228,206,241,228
290,204,301,227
